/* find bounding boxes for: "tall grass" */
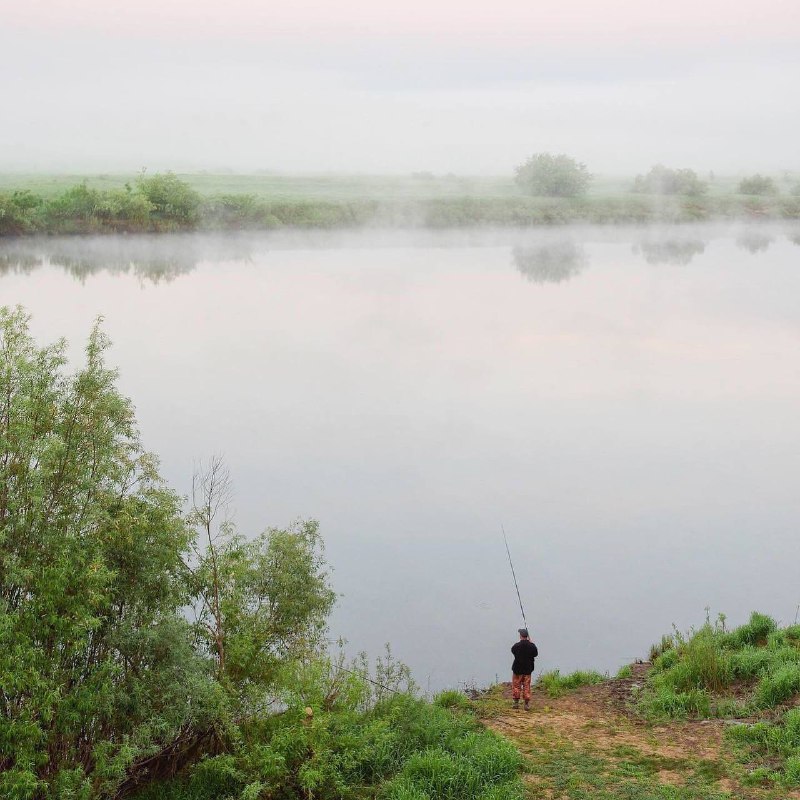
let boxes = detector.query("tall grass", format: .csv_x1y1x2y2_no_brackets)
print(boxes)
638,612,800,788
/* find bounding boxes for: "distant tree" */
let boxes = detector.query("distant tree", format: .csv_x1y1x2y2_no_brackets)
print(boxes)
738,174,778,196
632,165,707,196
791,183,800,197
514,153,592,197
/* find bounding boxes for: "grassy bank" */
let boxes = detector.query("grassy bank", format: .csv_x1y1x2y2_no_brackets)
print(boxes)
474,612,800,799
2,173,800,236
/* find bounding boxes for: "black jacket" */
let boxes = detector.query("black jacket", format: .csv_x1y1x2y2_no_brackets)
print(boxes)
511,639,538,675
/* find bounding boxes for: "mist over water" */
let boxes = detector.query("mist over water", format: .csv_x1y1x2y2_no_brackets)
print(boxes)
2,223,798,690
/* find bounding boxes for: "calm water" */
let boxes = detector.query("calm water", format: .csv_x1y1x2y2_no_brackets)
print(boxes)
2,224,799,691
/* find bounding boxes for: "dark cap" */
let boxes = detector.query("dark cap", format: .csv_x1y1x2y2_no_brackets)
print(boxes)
518,628,529,638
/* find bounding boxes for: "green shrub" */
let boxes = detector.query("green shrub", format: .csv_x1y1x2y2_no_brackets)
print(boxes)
654,627,732,693
652,647,679,672
0,192,39,235
136,172,201,226
784,625,800,643
137,695,524,800
632,165,707,196
723,612,777,648
738,174,778,196
729,646,775,680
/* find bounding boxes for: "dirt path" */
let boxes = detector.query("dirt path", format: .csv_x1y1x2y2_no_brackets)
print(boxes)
481,664,800,800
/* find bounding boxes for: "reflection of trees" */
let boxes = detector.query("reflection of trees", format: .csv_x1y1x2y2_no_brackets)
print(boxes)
512,242,587,284
633,238,706,266
0,235,254,284
736,231,773,254
0,249,41,276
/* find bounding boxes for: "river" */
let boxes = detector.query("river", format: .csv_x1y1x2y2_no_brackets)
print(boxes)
2,223,798,691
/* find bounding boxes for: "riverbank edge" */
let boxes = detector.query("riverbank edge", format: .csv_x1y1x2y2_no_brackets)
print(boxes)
3,191,800,237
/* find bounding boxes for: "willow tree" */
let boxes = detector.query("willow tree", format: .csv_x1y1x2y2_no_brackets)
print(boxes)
0,307,221,798
0,308,337,798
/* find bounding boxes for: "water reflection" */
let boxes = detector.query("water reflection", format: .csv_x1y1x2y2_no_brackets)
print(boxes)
736,232,774,254
512,242,588,284
3,226,800,287
0,235,254,284
633,238,706,266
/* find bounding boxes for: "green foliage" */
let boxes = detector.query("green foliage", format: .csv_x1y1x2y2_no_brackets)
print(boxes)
615,664,633,679
649,634,674,662
514,153,592,197
637,686,712,719
633,165,708,196
754,663,800,708
738,174,778,195
538,669,606,698
133,688,523,800
727,708,800,787
0,307,223,798
0,191,41,235
0,310,365,799
136,172,201,226
188,472,337,713
722,611,777,647
3,174,800,236
434,690,472,711
640,612,800,785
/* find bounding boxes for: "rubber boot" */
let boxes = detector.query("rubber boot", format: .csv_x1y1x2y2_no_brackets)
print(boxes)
524,700,530,712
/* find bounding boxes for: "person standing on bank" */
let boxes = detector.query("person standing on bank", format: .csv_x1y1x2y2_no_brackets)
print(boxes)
511,628,538,710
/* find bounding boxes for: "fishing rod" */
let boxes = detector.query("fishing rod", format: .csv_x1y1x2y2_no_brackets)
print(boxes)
501,524,528,631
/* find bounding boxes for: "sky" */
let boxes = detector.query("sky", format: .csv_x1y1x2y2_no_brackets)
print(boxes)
1,0,799,174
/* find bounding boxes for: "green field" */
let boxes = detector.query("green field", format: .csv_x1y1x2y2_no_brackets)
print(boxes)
1,171,794,201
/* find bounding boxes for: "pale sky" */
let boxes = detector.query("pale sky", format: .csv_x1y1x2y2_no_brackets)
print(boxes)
2,0,799,174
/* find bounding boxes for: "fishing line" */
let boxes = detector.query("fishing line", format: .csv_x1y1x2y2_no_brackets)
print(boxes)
501,524,528,630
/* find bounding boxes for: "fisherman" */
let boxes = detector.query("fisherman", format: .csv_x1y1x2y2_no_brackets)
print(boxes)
511,628,538,710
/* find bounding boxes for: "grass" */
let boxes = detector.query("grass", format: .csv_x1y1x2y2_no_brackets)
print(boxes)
133,693,524,800
508,723,739,800
538,670,607,698
637,612,800,788
471,612,800,796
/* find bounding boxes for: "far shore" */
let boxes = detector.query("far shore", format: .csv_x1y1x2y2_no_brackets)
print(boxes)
2,172,799,236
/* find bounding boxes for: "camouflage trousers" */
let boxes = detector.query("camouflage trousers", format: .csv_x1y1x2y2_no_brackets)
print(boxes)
511,672,531,702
